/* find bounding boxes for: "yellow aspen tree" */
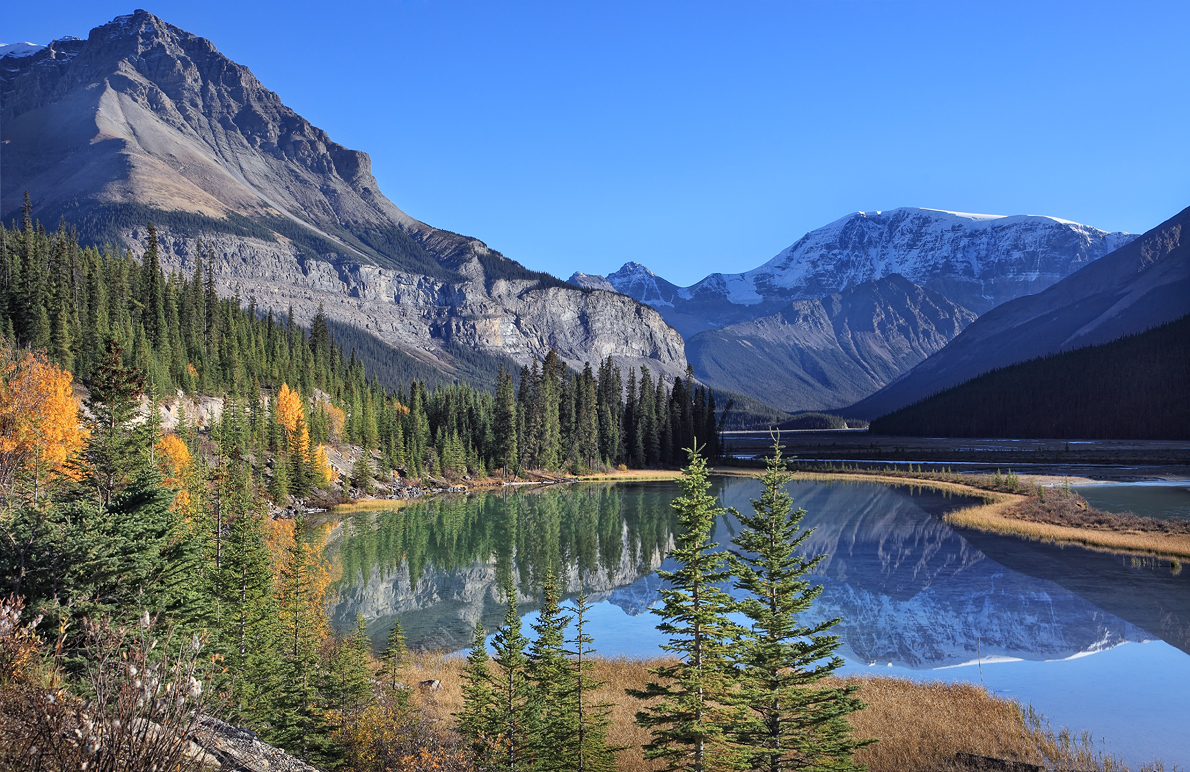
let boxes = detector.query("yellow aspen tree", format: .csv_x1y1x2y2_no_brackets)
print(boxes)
311,443,336,487
0,347,88,503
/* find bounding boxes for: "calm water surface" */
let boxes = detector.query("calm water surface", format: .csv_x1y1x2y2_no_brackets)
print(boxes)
1072,481,1190,520
328,478,1190,768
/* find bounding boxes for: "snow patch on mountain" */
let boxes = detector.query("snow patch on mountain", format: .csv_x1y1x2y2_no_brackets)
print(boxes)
0,42,45,58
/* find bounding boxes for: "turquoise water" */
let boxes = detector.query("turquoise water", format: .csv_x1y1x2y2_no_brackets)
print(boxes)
1073,481,1190,520
329,478,1190,767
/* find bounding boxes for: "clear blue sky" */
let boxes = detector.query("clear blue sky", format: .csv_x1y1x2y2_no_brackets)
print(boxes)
9,1,1189,285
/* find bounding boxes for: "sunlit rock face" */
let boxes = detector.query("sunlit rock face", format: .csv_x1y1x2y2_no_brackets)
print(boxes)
1,11,688,383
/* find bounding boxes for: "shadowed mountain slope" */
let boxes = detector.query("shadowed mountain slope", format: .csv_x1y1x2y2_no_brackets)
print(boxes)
849,206,1190,420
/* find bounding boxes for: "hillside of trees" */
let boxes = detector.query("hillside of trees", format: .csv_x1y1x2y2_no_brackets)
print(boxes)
870,315,1190,440
0,205,725,482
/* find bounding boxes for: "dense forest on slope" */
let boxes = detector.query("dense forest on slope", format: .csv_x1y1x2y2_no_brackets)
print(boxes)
870,315,1190,440
0,206,723,476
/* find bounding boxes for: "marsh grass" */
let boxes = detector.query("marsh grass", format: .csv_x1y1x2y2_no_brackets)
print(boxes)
401,653,1162,772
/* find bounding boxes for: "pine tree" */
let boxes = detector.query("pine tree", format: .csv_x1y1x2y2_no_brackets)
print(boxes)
567,586,620,772
380,617,409,694
630,447,743,772
495,364,519,478
86,337,148,504
728,440,868,771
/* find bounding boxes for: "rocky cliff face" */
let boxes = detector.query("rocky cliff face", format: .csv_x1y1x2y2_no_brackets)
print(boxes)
685,274,977,412
1,11,687,381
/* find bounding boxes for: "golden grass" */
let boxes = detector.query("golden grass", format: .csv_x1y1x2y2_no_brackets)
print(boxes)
332,497,420,513
572,469,685,482
945,502,1190,560
400,654,1146,772
745,468,1190,560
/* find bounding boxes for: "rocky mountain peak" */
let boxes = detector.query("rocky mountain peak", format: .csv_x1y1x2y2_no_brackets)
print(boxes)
2,11,688,384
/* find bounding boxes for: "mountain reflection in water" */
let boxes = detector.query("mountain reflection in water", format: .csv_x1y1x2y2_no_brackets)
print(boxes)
329,477,1189,668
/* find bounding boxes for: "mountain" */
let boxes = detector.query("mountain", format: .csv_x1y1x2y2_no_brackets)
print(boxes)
869,314,1190,439
850,205,1190,420
0,11,687,382
575,208,1134,338
685,274,977,412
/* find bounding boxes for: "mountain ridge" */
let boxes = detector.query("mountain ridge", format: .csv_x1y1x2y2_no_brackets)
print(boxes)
685,274,977,412
574,207,1135,338
1,10,688,382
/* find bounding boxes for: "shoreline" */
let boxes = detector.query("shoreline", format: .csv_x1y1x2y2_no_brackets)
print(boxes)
715,467,1190,560
327,464,1190,560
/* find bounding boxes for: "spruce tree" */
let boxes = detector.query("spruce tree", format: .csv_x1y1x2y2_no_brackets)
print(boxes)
567,586,620,772
489,584,539,772
728,441,868,771
630,447,743,772
527,572,574,772
86,337,148,504
495,365,518,478
458,621,497,765
380,617,409,695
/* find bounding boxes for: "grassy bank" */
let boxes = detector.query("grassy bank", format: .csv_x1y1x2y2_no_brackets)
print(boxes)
729,464,1190,560
402,653,1151,772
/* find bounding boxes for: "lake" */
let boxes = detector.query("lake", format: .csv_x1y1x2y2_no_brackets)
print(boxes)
328,477,1190,768
1072,481,1190,520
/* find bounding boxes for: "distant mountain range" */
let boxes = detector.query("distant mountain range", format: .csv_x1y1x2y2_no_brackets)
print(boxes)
0,11,687,384
572,208,1137,414
3,12,1181,429
851,205,1190,421
572,208,1135,337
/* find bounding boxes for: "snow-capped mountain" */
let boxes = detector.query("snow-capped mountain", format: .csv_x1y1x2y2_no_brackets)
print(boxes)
575,207,1135,337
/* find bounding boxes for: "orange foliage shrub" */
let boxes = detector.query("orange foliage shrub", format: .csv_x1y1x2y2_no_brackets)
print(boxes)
155,432,196,513
0,347,87,499
323,401,347,443
156,433,191,481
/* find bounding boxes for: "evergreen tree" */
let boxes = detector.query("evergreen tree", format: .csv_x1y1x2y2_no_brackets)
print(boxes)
489,584,539,772
380,617,409,695
528,572,574,772
728,441,868,771
567,586,620,772
630,448,743,772
458,621,498,765
86,337,148,504
495,364,519,478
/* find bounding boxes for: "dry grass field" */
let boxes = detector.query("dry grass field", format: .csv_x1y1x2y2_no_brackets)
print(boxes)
402,653,1154,772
